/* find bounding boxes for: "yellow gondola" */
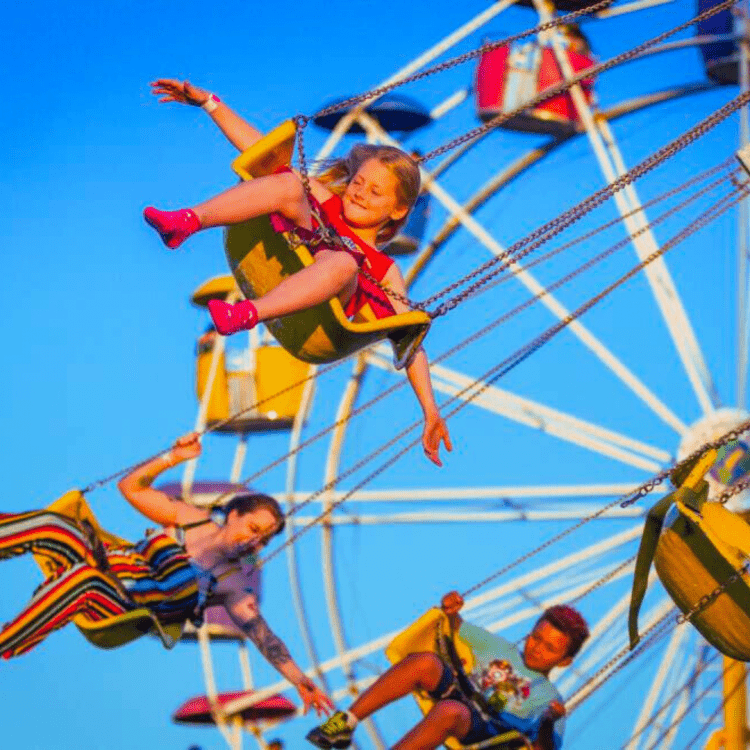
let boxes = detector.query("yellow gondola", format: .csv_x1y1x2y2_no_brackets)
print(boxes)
223,120,432,369
629,450,750,661
192,276,312,432
34,491,182,649
385,608,531,750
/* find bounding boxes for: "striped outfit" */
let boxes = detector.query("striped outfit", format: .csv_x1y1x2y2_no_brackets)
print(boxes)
0,510,199,658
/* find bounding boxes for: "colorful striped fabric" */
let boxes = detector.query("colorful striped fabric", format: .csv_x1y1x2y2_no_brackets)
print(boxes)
0,511,199,658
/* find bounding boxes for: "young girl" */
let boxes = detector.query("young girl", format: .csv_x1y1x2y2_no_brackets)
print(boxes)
0,433,332,717
144,79,452,467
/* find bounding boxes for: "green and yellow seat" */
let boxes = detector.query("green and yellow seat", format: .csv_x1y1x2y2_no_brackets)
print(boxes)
629,450,750,661
386,608,532,750
224,120,431,369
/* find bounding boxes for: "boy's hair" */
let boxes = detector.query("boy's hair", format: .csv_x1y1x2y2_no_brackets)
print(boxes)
223,492,286,538
535,605,590,658
316,144,421,244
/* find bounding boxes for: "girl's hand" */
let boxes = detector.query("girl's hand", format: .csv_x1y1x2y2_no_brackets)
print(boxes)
150,78,210,107
170,433,202,463
422,413,453,467
441,591,464,616
295,677,334,717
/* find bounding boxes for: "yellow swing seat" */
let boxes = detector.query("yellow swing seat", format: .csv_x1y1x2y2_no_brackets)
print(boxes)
34,491,183,650
385,609,531,750
629,451,750,661
224,120,432,369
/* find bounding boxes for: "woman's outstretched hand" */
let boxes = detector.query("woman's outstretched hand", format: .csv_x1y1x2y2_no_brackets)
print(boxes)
170,432,202,463
422,412,453,467
150,78,210,107
295,677,334,717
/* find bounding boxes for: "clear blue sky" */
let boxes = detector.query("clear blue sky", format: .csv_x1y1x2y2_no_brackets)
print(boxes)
1,1,745,749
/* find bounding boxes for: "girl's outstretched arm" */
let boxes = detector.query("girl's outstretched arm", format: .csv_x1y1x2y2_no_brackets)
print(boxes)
117,433,208,526
150,78,263,153
382,265,453,467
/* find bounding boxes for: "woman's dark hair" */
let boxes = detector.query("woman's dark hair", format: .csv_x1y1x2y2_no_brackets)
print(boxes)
223,492,286,538
536,605,590,658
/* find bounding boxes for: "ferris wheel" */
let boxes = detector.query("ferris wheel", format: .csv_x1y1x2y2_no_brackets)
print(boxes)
167,2,750,749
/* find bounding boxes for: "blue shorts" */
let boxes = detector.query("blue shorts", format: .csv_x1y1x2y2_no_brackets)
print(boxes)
428,660,510,746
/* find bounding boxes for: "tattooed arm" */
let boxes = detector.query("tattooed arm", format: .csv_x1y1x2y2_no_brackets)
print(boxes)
224,584,333,715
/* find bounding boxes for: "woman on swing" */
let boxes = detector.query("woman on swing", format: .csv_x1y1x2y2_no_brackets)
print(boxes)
144,78,452,467
0,433,332,717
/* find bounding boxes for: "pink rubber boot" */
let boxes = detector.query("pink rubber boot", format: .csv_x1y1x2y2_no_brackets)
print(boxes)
143,207,201,249
208,299,259,336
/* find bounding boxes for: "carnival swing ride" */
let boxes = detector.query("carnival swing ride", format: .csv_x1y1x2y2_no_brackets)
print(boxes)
33,0,750,749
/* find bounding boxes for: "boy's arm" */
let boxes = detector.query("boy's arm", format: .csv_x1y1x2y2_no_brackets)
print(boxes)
382,264,453,467
150,79,264,152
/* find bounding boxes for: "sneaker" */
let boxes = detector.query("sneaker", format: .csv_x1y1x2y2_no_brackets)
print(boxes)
143,207,201,249
305,711,354,749
207,299,259,336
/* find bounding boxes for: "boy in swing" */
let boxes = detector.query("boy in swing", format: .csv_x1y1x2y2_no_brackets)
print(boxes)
307,592,588,750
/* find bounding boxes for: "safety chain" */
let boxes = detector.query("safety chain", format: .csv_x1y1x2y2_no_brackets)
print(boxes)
567,608,676,712
293,115,424,311
570,555,637,605
311,1,614,124
292,2,738,315
261,182,746,570
676,560,750,625
222,167,737,500
681,667,747,750
459,186,750,597
616,651,719,750
618,415,750,511
421,0,737,164
638,661,726,750
427,87,750,315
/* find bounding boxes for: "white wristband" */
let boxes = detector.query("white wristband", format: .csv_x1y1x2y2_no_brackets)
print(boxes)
202,93,221,113
160,450,174,467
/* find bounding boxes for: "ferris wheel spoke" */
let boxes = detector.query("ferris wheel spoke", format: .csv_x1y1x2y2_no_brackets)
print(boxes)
286,483,649,504
312,0,518,163
625,624,691,750
363,119,688,436
367,348,668,471
588,117,720,415
290,506,642,525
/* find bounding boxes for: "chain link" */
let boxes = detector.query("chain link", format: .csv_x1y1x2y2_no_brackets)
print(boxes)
310,0,615,123
676,560,750,625
567,608,676,712
427,88,750,315
421,0,737,164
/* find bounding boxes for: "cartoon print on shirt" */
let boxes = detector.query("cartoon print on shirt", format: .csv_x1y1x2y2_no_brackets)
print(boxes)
480,659,532,713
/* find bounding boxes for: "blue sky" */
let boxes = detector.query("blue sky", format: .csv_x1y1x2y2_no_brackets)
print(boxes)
2,1,747,749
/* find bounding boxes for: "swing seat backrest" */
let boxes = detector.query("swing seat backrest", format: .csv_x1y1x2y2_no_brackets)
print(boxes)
37,491,181,650
386,609,530,750
224,120,431,369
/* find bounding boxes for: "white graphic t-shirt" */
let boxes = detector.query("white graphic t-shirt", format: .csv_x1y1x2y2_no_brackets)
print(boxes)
459,621,565,750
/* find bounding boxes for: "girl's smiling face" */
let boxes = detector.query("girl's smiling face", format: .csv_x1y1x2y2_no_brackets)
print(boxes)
342,158,409,231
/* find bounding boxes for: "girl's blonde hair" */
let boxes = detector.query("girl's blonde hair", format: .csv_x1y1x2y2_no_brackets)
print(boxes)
316,144,421,244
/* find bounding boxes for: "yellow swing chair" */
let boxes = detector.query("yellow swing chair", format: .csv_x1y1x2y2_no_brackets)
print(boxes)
629,450,750,661
33,490,183,650
386,608,532,750
223,120,432,369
